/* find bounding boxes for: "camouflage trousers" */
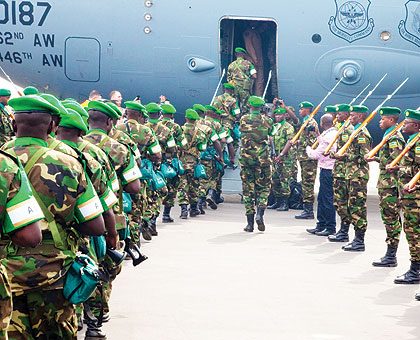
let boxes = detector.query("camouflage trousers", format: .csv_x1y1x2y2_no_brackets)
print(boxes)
163,176,181,207
378,187,402,247
240,165,272,215
401,197,420,262
0,265,11,340
8,289,76,340
299,160,317,204
199,160,216,197
128,192,145,244
178,170,200,205
333,177,351,225
235,87,250,114
348,178,368,232
289,161,298,182
215,168,223,194
271,162,294,197
144,186,163,219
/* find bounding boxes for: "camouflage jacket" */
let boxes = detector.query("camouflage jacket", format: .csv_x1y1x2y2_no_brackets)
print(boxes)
398,135,420,200
227,57,256,89
146,119,176,157
197,118,215,144
160,118,187,156
3,137,103,293
332,122,354,178
295,117,318,161
273,120,294,164
181,122,208,170
239,112,274,167
376,129,405,189
0,104,13,145
110,126,141,164
345,126,372,180
213,93,240,130
116,119,160,159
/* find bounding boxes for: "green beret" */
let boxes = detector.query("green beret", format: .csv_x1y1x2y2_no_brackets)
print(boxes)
125,101,146,112
145,102,161,113
248,96,265,108
193,104,207,113
336,104,351,112
379,107,401,116
9,95,59,115
299,101,314,109
161,103,176,115
0,89,11,96
185,109,200,120
205,105,217,112
324,106,338,113
106,101,122,118
405,109,420,121
62,100,89,126
274,107,287,114
39,93,67,117
223,83,236,90
23,86,39,95
88,100,120,119
59,108,88,133
235,47,247,54
350,105,369,113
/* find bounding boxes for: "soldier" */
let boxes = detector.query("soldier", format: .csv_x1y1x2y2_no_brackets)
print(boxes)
328,104,354,243
227,47,257,114
4,95,105,339
366,107,404,267
0,151,43,340
334,105,372,252
0,89,14,145
294,101,319,219
268,107,294,211
178,109,208,218
239,96,274,232
160,103,187,222
22,86,38,95
388,109,420,284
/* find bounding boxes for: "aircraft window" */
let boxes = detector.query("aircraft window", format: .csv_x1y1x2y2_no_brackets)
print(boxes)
312,34,322,43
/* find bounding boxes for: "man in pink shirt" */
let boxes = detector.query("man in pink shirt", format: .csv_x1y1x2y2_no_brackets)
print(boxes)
306,114,338,236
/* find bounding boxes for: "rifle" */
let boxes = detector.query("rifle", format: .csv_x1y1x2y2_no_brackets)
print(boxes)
210,69,226,105
123,237,148,266
291,77,344,144
336,78,409,156
365,121,404,159
0,65,23,96
387,132,420,168
359,73,388,106
408,169,420,190
262,70,272,100
270,137,280,174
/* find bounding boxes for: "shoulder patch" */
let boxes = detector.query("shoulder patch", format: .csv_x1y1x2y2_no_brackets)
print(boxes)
358,137,366,144
389,141,398,149
341,134,349,142
415,146,420,154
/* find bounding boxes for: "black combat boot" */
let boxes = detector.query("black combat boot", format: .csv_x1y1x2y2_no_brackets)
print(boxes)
197,197,206,215
85,323,107,340
255,207,266,231
394,261,420,284
415,292,420,301
140,220,152,241
295,203,314,219
372,245,398,267
206,189,218,210
162,205,174,223
180,204,188,219
342,229,365,251
328,222,350,242
189,203,200,217
215,192,224,204
276,196,289,211
149,215,158,236
267,197,281,210
244,214,254,232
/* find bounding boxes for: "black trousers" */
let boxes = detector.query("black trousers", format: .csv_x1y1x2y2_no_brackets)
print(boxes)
316,168,336,231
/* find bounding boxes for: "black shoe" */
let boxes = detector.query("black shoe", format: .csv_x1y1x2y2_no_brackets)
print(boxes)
149,215,158,236
276,197,289,212
372,245,398,267
162,206,174,223
206,189,218,210
267,197,281,210
394,261,420,284
244,214,254,232
255,207,265,231
85,325,107,340
140,221,152,241
189,203,200,217
342,229,365,252
198,197,206,215
215,192,224,204
180,204,188,219
315,229,336,236
328,222,350,242
295,203,314,219
415,292,420,301
306,227,323,235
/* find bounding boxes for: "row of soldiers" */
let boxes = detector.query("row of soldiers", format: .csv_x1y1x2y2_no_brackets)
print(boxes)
0,82,243,339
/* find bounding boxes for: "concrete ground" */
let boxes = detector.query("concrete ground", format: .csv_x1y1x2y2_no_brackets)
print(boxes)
80,195,420,340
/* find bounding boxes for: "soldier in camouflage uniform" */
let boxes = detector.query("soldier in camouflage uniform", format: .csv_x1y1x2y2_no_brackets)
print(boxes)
179,109,208,218
227,48,257,114
0,150,43,340
240,96,274,232
0,89,14,145
3,95,105,340
159,103,187,222
294,101,319,219
388,109,420,284
366,107,405,267
334,105,372,252
267,107,294,211
327,105,354,242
